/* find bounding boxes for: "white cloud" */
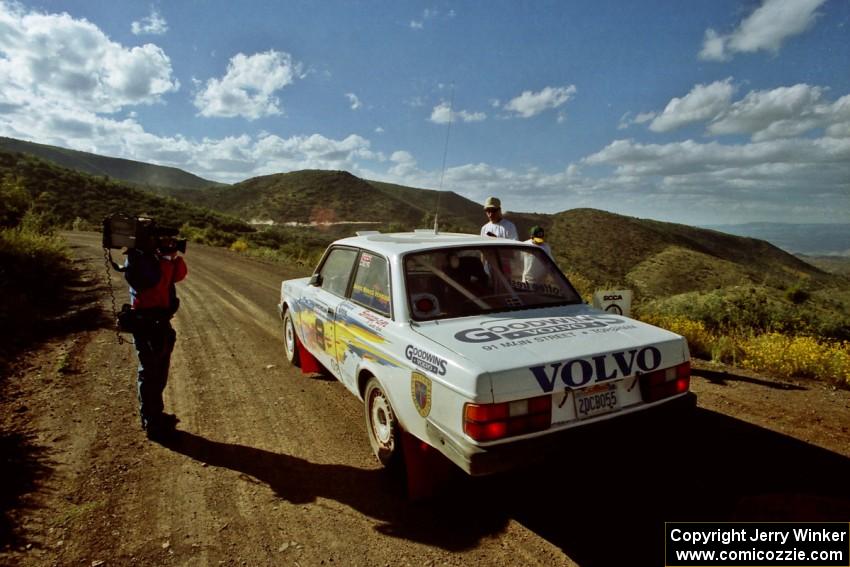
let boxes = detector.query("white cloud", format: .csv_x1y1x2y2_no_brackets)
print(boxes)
429,102,486,124
699,0,827,61
649,78,735,132
0,1,178,113
131,7,168,36
503,86,576,118
375,126,385,134
388,150,418,177
585,137,850,181
708,84,829,140
618,111,657,130
639,81,850,143
409,8,442,30
345,92,362,110
193,50,303,120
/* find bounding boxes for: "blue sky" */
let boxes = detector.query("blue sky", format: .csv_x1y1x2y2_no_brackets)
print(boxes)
1,0,848,224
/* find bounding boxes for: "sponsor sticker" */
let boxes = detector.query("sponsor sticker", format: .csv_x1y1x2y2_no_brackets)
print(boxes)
405,344,448,376
454,314,623,344
359,309,390,331
411,372,432,417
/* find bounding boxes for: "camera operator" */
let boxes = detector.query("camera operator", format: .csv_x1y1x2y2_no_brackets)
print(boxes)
119,235,187,440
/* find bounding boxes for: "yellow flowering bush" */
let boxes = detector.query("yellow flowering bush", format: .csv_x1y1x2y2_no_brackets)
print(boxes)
639,313,715,360
229,239,249,253
740,333,850,387
638,314,850,388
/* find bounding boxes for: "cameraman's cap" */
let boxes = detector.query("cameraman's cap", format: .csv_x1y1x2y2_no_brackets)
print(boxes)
530,225,544,237
484,196,501,210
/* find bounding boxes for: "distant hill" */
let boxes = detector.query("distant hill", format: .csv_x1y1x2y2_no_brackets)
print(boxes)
0,137,220,191
547,208,832,299
800,255,850,276
703,222,850,257
169,169,551,235
0,149,249,235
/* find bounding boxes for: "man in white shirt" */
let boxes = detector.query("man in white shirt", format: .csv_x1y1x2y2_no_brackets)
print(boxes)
480,197,518,240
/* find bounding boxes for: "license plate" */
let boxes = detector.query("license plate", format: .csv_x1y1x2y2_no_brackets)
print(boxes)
574,383,619,419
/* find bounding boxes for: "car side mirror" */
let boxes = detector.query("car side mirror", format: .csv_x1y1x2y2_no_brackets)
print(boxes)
309,273,322,287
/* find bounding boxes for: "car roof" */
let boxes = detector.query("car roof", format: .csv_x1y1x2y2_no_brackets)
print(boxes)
332,231,530,257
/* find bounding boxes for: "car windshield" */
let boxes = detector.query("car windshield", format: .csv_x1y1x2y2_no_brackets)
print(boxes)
404,245,583,321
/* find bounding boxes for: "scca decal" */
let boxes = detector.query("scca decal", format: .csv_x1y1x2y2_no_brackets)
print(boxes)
405,345,448,376
529,346,662,392
454,315,622,344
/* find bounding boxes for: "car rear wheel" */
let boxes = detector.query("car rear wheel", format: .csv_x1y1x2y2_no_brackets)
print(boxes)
364,377,401,468
283,309,301,367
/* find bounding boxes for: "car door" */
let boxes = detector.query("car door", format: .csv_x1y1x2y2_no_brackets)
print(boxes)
335,251,393,391
301,246,358,378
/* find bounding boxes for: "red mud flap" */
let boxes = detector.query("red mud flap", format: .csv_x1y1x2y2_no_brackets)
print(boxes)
297,341,321,374
401,431,456,501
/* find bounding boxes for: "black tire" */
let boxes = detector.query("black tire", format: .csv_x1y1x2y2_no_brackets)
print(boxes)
364,377,402,468
283,309,301,367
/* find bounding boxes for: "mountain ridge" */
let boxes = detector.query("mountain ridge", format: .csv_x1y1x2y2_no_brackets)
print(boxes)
0,137,221,191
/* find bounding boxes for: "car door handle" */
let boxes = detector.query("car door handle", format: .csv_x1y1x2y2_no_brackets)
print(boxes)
327,307,334,316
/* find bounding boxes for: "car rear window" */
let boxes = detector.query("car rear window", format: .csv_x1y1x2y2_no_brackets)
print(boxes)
404,245,582,321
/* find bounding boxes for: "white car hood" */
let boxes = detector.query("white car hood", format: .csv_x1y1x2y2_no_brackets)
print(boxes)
411,304,688,401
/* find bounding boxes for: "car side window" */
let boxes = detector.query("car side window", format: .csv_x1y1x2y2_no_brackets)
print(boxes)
350,252,391,317
318,247,358,298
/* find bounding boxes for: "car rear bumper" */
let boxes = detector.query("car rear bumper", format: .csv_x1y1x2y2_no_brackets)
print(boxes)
428,392,697,476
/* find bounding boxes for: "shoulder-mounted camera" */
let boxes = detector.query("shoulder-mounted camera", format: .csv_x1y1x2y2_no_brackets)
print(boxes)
102,213,187,254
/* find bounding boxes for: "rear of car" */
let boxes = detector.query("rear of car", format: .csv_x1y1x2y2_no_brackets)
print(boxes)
278,232,696,478
401,242,695,475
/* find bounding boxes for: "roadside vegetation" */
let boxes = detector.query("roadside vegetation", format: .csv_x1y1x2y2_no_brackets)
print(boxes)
0,186,73,373
637,287,850,388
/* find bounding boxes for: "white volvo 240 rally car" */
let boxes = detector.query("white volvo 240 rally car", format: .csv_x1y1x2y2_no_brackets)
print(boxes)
278,231,695,476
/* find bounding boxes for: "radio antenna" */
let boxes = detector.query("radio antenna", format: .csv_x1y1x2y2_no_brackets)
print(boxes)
434,84,454,234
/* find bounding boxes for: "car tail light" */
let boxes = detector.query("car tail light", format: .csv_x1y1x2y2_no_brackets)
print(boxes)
639,361,690,403
463,395,551,442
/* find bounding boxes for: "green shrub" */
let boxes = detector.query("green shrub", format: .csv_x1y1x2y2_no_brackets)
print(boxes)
784,283,810,304
0,225,73,366
640,285,850,341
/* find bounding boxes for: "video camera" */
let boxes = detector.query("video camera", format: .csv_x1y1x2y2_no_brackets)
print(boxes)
102,213,187,254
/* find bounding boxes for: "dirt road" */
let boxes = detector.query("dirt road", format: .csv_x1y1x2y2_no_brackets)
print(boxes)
2,231,849,567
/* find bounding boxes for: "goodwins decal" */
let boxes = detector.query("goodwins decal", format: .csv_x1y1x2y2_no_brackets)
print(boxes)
454,314,622,344
530,346,662,392
405,345,447,376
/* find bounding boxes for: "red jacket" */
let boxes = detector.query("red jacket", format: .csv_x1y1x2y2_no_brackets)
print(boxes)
130,255,187,310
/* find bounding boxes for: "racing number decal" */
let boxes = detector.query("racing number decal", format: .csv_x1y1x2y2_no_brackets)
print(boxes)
314,318,326,352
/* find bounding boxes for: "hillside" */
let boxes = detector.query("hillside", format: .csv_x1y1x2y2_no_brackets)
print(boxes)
169,169,548,233
547,208,832,299
704,222,850,257
0,137,220,191
0,149,249,235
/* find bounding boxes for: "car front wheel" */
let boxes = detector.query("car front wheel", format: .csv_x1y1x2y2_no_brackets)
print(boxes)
283,309,301,367
364,377,401,468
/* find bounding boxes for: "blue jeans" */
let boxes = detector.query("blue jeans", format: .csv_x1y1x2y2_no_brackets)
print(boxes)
133,322,177,429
